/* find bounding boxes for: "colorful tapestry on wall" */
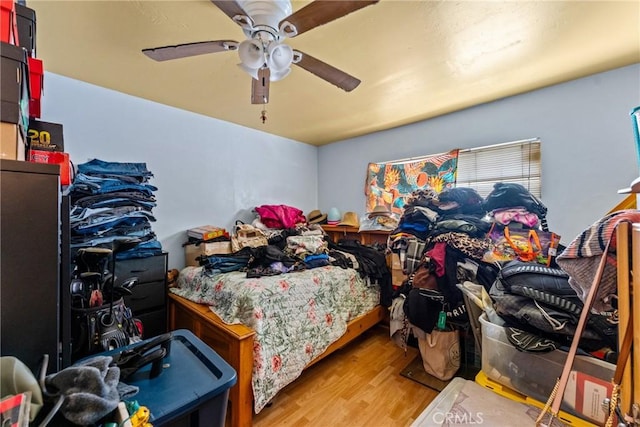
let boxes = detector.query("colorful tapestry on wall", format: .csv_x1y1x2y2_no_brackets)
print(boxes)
365,149,459,215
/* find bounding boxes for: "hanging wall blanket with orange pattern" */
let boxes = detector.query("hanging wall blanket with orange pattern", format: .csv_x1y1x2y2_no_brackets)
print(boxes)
364,149,459,215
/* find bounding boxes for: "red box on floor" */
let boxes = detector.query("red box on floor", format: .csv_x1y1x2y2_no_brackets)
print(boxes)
29,149,71,185
1,0,19,45
28,56,42,118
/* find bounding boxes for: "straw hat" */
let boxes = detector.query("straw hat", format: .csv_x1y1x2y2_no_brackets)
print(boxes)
307,209,327,224
367,205,392,219
338,211,360,228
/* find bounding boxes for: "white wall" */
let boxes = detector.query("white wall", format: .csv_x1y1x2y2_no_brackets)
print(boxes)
42,64,640,267
42,73,318,269
318,64,640,244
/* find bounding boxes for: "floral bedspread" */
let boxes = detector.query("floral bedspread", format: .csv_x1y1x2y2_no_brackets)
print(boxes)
170,265,380,413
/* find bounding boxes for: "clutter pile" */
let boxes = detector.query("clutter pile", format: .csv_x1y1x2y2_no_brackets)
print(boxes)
388,182,622,384
1,332,172,426
181,204,394,306
66,159,163,361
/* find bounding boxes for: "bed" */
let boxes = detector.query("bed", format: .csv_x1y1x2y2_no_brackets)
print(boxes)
168,264,386,427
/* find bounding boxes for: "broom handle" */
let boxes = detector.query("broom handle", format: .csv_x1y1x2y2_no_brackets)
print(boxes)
550,238,612,415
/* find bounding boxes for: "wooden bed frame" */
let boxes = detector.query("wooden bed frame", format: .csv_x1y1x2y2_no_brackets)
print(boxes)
168,293,387,427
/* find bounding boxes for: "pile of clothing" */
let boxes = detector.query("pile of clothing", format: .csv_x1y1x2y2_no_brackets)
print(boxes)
388,182,618,358
67,159,163,260
197,205,394,307
326,238,393,307
198,224,327,277
389,186,497,342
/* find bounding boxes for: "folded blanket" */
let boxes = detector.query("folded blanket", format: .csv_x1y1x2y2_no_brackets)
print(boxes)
556,209,640,312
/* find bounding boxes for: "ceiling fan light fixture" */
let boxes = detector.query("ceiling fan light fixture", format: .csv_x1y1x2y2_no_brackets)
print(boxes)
269,67,290,82
238,0,292,33
238,39,265,69
238,63,260,79
266,42,293,72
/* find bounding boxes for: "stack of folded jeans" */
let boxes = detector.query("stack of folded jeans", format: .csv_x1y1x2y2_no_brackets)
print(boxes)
67,159,163,260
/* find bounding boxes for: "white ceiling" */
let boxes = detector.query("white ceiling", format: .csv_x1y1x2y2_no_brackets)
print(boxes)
30,0,640,146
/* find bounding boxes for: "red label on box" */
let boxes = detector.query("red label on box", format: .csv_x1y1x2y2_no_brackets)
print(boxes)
564,370,613,424
29,149,71,185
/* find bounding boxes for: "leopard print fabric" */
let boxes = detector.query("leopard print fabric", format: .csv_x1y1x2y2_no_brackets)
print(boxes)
427,231,490,260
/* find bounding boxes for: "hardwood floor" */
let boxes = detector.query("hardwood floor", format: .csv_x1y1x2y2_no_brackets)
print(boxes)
252,325,438,427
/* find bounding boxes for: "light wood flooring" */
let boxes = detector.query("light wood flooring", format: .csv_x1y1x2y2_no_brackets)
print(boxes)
251,325,438,427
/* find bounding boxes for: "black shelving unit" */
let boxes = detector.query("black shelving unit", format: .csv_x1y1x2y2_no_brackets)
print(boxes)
0,159,70,373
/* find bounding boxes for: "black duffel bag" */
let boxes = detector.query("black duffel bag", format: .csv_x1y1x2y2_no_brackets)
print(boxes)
489,260,617,351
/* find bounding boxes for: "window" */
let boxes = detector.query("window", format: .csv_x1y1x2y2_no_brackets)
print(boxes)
456,138,541,198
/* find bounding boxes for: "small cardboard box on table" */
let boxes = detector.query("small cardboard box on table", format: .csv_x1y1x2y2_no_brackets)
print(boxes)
184,240,232,267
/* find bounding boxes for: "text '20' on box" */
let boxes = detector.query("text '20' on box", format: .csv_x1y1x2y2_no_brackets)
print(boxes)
28,119,63,151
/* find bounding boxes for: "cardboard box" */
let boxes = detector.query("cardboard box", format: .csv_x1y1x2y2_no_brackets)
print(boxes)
389,253,406,286
187,225,226,241
28,119,63,151
390,252,402,270
0,121,25,160
185,241,232,267
391,269,407,287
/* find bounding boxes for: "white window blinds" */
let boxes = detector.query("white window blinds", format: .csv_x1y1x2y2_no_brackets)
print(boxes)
456,138,541,198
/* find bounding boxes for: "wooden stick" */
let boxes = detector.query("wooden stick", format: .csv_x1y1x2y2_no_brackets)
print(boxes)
616,222,632,414
632,223,640,411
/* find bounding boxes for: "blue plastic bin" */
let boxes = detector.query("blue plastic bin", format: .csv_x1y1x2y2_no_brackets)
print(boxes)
115,329,237,427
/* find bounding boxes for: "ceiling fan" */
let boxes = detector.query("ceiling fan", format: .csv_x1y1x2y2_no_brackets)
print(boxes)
142,0,379,105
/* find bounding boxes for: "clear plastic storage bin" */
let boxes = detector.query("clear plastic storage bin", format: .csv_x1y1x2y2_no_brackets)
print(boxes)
480,313,615,425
